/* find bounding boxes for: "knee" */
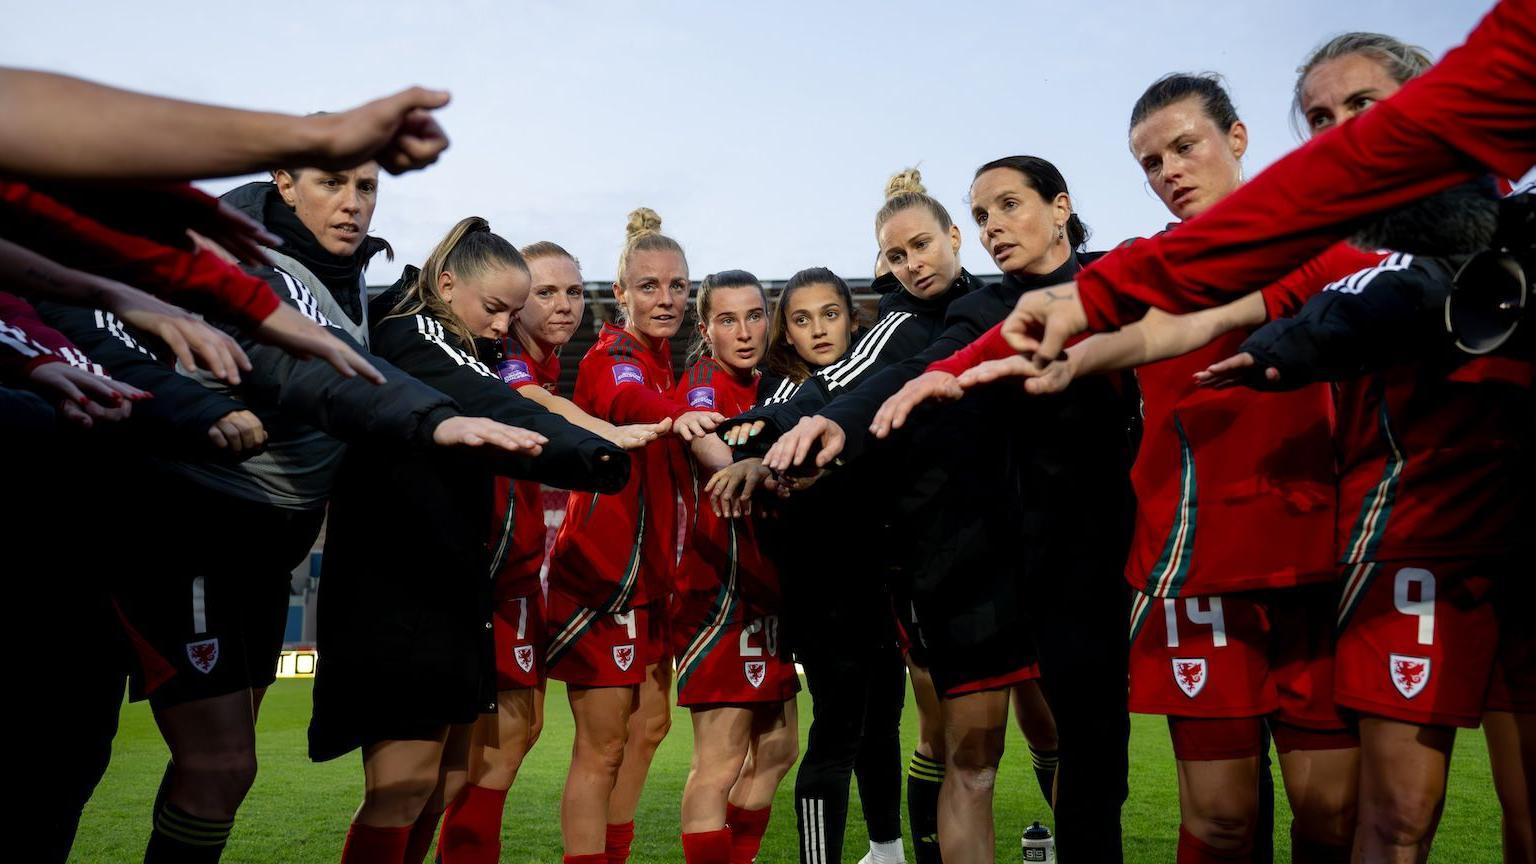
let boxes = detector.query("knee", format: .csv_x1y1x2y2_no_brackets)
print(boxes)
576,728,630,774
946,738,1003,797
756,737,800,781
635,711,671,752
175,748,258,806
1363,786,1440,848
360,768,439,826
1183,789,1254,847
693,749,749,790
1291,788,1357,847
525,714,545,750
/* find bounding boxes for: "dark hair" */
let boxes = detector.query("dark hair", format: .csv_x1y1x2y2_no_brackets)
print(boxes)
765,267,860,384
1129,72,1241,135
972,155,1091,250
689,269,767,365
387,216,527,348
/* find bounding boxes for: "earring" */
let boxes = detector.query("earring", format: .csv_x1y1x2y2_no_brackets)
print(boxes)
1056,224,1065,241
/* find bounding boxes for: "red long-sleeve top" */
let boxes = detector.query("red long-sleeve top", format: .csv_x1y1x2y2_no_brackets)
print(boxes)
0,181,280,330
547,323,691,611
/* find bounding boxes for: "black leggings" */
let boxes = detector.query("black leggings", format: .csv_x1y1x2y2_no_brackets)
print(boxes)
793,624,906,864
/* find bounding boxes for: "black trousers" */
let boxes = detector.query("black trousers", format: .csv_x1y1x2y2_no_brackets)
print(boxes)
791,602,906,864
1030,542,1133,863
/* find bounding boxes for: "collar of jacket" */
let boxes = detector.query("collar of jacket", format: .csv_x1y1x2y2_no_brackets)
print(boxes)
879,269,982,317
999,254,1083,300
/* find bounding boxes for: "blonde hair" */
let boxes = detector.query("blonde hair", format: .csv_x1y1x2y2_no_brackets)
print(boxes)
616,207,686,284
388,216,527,349
521,240,581,270
875,167,954,238
1292,32,1433,136
614,207,687,322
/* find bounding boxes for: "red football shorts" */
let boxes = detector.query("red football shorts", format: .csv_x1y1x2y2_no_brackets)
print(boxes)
1129,582,1348,756
675,610,799,706
545,588,651,687
1336,559,1500,726
493,591,547,690
944,663,1041,698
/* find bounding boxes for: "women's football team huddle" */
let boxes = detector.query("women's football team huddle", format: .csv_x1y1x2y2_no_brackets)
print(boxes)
17,24,1533,864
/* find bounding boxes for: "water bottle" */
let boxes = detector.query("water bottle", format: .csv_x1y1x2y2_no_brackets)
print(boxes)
1021,821,1055,862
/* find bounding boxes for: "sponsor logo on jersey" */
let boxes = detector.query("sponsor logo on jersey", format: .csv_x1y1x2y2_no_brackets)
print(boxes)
515,645,535,673
613,643,636,672
1172,657,1207,697
1390,653,1431,699
497,359,533,385
612,363,645,386
744,660,766,689
687,386,716,409
186,638,220,674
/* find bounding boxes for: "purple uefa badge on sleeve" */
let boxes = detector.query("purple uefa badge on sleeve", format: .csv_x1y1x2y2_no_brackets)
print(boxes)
687,386,715,408
612,363,645,386
497,358,533,385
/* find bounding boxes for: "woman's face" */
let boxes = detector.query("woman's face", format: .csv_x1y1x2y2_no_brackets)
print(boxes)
1300,53,1404,136
441,265,531,340
615,248,689,342
275,163,380,256
516,255,585,351
1129,97,1247,220
969,169,1071,276
879,207,963,300
783,283,854,367
700,285,768,374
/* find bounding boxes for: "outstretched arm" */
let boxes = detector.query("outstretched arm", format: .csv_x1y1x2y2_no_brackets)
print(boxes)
0,69,452,180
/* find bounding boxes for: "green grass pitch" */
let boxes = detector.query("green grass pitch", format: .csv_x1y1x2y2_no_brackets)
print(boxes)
72,679,1502,862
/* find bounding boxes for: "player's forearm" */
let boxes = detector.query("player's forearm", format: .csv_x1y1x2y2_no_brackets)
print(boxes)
517,385,624,441
0,236,116,307
1077,292,1268,375
690,434,734,475
0,69,322,181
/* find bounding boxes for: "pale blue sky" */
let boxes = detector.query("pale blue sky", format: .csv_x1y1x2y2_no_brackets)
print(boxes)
2,0,1492,284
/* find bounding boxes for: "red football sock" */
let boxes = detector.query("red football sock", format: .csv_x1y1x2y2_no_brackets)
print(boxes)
682,828,733,864
563,855,609,864
1176,825,1253,863
402,810,439,864
341,822,412,864
605,821,636,864
438,784,509,864
724,804,772,864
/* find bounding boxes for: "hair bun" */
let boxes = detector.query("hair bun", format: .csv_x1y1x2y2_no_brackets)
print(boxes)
884,168,926,200
625,207,663,241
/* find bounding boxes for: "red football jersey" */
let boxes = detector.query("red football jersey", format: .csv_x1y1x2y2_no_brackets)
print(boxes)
1128,243,1385,597
488,336,564,600
547,323,689,610
672,358,781,619
1335,355,1533,565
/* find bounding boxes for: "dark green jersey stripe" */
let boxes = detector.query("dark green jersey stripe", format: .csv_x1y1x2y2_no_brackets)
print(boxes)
1342,400,1405,565
1144,416,1197,598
